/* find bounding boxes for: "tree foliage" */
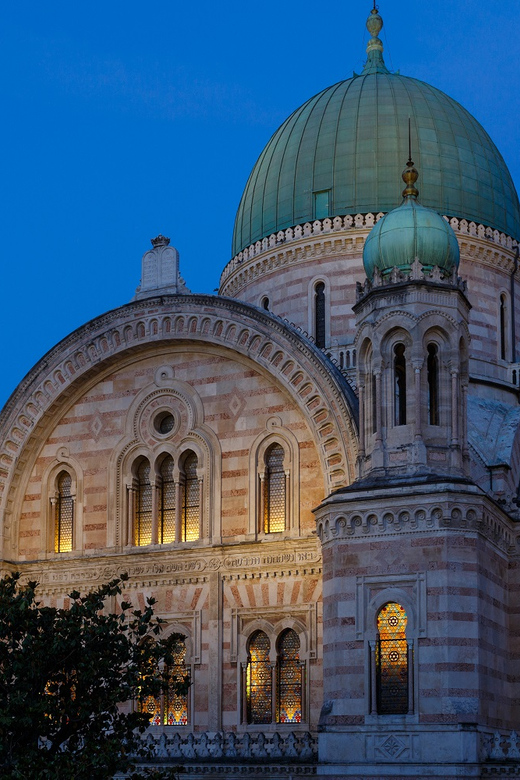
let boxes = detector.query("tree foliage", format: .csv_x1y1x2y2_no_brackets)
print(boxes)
0,572,187,779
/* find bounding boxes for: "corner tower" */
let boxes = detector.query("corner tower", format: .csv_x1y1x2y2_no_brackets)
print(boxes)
315,160,516,779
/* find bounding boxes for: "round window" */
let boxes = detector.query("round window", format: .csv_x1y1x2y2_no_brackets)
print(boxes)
154,411,175,435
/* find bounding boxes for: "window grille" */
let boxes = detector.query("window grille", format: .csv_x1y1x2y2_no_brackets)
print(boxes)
315,282,326,348
159,456,175,544
393,343,407,426
164,640,189,725
135,460,152,546
276,629,302,723
263,444,285,533
55,471,73,553
376,602,409,714
182,453,200,542
246,631,272,724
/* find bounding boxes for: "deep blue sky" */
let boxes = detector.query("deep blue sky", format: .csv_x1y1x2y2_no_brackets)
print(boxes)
0,1,518,408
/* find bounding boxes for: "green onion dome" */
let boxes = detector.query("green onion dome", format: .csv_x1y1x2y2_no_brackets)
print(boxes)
362,159,460,279
231,9,520,257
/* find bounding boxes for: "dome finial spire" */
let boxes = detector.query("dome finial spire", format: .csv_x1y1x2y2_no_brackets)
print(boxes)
362,4,390,75
402,118,419,200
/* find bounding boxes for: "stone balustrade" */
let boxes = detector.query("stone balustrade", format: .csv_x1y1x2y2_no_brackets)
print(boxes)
486,730,520,761
135,730,318,762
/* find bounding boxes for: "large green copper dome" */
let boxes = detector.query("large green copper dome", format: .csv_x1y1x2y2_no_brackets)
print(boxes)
232,11,520,257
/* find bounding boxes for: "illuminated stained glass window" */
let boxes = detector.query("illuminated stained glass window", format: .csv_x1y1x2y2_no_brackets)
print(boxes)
164,639,189,725
55,471,73,553
276,629,302,723
376,602,409,715
139,638,189,726
182,453,200,542
159,456,175,544
246,631,272,724
135,460,152,546
263,444,285,533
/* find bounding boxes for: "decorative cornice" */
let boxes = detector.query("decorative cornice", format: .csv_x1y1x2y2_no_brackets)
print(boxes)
219,214,519,297
315,486,516,554
0,538,322,596
0,300,358,538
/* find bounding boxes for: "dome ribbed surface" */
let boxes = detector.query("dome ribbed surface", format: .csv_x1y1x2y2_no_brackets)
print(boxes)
363,198,460,279
232,73,520,256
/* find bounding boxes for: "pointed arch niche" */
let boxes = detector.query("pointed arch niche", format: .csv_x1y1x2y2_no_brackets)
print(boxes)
109,372,221,550
248,417,300,539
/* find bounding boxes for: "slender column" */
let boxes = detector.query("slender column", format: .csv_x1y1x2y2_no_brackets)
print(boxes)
407,640,414,714
370,641,377,715
271,663,277,724
413,364,422,441
198,476,204,539
358,381,366,465
127,486,135,547
284,470,290,532
259,473,266,534
241,662,248,724
50,496,57,552
151,482,159,545
375,371,382,445
461,383,469,462
450,369,459,446
175,481,182,543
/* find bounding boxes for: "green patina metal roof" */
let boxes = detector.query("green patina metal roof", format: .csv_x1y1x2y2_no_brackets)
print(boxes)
232,11,520,256
363,161,460,279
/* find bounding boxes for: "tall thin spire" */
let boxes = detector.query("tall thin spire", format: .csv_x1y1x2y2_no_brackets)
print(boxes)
362,4,390,75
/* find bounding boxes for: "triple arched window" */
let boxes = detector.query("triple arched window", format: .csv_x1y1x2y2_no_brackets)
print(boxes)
245,629,303,725
130,450,201,547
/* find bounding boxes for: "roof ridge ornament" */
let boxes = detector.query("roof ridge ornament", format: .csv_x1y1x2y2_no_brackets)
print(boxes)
362,4,390,75
402,118,419,200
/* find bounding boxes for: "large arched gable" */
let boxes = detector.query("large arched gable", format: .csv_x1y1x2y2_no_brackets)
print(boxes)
0,295,358,555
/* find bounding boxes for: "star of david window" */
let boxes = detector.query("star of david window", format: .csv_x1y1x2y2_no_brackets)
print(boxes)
376,602,409,714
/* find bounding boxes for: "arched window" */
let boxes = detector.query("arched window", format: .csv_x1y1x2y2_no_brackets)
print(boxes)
427,343,439,425
394,343,407,426
276,629,302,724
182,452,200,542
159,456,175,544
314,282,326,348
500,293,507,360
261,296,270,311
263,444,286,533
54,471,74,553
246,631,271,724
135,460,152,546
139,637,189,726
376,602,409,715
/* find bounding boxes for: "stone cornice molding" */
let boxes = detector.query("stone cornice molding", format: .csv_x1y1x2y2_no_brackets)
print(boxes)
315,485,516,554
219,214,519,296
0,299,357,544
